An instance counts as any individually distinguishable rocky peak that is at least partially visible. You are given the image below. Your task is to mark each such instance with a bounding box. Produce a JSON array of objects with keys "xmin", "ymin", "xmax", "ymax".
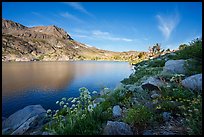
[
  {"xmin": 30, "ymin": 25, "xmax": 72, "ymax": 40},
  {"xmin": 2, "ymin": 18, "xmax": 27, "ymax": 30}
]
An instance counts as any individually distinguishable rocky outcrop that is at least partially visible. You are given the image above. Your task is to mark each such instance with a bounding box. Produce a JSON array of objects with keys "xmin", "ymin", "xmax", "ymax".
[
  {"xmin": 31, "ymin": 25, "xmax": 72, "ymax": 40},
  {"xmin": 182, "ymin": 74, "xmax": 202, "ymax": 92},
  {"xmin": 163, "ymin": 60, "xmax": 186, "ymax": 74},
  {"xmin": 2, "ymin": 18, "xmax": 27, "ymax": 30},
  {"xmin": 103, "ymin": 121, "xmax": 133, "ymax": 135},
  {"xmin": 141, "ymin": 77, "xmax": 164, "ymax": 91},
  {"xmin": 2, "ymin": 105, "xmax": 47, "ymax": 135}
]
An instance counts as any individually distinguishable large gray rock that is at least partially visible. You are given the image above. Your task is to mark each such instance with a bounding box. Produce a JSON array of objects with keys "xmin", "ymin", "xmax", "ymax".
[
  {"xmin": 113, "ymin": 105, "xmax": 122, "ymax": 118},
  {"xmin": 163, "ymin": 60, "xmax": 186, "ymax": 74},
  {"xmin": 103, "ymin": 121, "xmax": 133, "ymax": 135},
  {"xmin": 11, "ymin": 115, "xmax": 39, "ymax": 135},
  {"xmin": 182, "ymin": 74, "xmax": 202, "ymax": 92},
  {"xmin": 2, "ymin": 105, "xmax": 46, "ymax": 133},
  {"xmin": 2, "ymin": 128, "xmax": 13, "ymax": 135},
  {"xmin": 141, "ymin": 77, "xmax": 164, "ymax": 91}
]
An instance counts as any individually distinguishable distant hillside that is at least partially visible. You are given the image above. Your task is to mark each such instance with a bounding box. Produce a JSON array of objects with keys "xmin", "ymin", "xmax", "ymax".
[{"xmin": 2, "ymin": 18, "xmax": 145, "ymax": 62}]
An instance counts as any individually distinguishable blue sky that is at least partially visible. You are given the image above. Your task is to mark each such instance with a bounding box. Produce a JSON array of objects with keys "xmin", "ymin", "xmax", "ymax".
[{"xmin": 2, "ymin": 2, "xmax": 202, "ymax": 52}]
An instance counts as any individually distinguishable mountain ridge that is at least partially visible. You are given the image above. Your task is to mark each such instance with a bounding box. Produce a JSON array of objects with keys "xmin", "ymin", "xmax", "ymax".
[{"xmin": 2, "ymin": 18, "xmax": 144, "ymax": 62}]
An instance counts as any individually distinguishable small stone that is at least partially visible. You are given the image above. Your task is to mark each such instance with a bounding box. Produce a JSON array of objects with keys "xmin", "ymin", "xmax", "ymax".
[
  {"xmin": 42, "ymin": 132, "xmax": 55, "ymax": 135},
  {"xmin": 113, "ymin": 105, "xmax": 122, "ymax": 118},
  {"xmin": 163, "ymin": 112, "xmax": 171, "ymax": 122},
  {"xmin": 151, "ymin": 93, "xmax": 161, "ymax": 99},
  {"xmin": 143, "ymin": 130, "xmax": 153, "ymax": 135}
]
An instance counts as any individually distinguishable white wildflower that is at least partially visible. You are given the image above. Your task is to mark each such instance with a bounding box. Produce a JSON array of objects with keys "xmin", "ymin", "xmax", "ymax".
[
  {"xmin": 79, "ymin": 87, "xmax": 87, "ymax": 92},
  {"xmin": 71, "ymin": 98, "xmax": 77, "ymax": 103},
  {"xmin": 77, "ymin": 101, "xmax": 80, "ymax": 104},
  {"xmin": 71, "ymin": 104, "xmax": 76, "ymax": 109},
  {"xmin": 59, "ymin": 101, "xmax": 64, "ymax": 106},
  {"xmin": 56, "ymin": 101, "xmax": 59, "ymax": 104},
  {"xmin": 92, "ymin": 91, "xmax": 97, "ymax": 94},
  {"xmin": 68, "ymin": 97, "xmax": 73, "ymax": 101},
  {"xmin": 88, "ymin": 104, "xmax": 94, "ymax": 112},
  {"xmin": 47, "ymin": 109, "xmax": 52, "ymax": 114},
  {"xmin": 61, "ymin": 97, "xmax": 66, "ymax": 101}
]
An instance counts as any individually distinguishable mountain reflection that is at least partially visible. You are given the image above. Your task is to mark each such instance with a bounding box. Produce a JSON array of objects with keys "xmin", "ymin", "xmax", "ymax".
[{"xmin": 2, "ymin": 62, "xmax": 76, "ymax": 96}]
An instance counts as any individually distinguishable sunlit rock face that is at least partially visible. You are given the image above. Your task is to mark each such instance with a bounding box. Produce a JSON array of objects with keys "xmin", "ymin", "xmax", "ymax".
[{"xmin": 2, "ymin": 18, "xmax": 142, "ymax": 62}]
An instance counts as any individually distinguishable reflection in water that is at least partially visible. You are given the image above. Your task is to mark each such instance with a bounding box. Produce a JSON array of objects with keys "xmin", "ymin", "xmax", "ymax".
[
  {"xmin": 2, "ymin": 62, "xmax": 75, "ymax": 96},
  {"xmin": 2, "ymin": 61, "xmax": 132, "ymax": 117}
]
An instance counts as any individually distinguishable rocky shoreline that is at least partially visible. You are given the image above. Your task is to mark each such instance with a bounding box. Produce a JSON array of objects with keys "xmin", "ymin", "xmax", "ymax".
[{"xmin": 2, "ymin": 49, "xmax": 202, "ymax": 135}]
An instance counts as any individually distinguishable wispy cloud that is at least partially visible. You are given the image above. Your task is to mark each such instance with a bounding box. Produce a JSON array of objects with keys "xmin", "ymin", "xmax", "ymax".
[
  {"xmin": 60, "ymin": 12, "xmax": 84, "ymax": 23},
  {"xmin": 64, "ymin": 2, "xmax": 93, "ymax": 17},
  {"xmin": 31, "ymin": 12, "xmax": 41, "ymax": 16},
  {"xmin": 72, "ymin": 29, "xmax": 133, "ymax": 42},
  {"xmin": 156, "ymin": 12, "xmax": 180, "ymax": 40},
  {"xmin": 91, "ymin": 30, "xmax": 133, "ymax": 42}
]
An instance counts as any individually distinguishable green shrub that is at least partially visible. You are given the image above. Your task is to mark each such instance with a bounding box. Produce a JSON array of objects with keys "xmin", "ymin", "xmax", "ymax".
[
  {"xmin": 37, "ymin": 55, "xmax": 44, "ymax": 60},
  {"xmin": 148, "ymin": 59, "xmax": 165, "ymax": 67},
  {"xmin": 184, "ymin": 59, "xmax": 202, "ymax": 76},
  {"xmin": 169, "ymin": 38, "xmax": 202, "ymax": 60},
  {"xmin": 123, "ymin": 105, "xmax": 153, "ymax": 129},
  {"xmin": 160, "ymin": 86, "xmax": 194, "ymax": 100}
]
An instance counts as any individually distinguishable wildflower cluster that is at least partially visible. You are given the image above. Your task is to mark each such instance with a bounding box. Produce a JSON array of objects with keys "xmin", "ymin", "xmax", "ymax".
[
  {"xmin": 170, "ymin": 74, "xmax": 185, "ymax": 84},
  {"xmin": 44, "ymin": 87, "xmax": 104, "ymax": 135},
  {"xmin": 178, "ymin": 95, "xmax": 202, "ymax": 135}
]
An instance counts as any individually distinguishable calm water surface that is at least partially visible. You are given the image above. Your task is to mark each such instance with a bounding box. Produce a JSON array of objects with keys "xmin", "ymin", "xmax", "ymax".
[{"xmin": 2, "ymin": 61, "xmax": 132, "ymax": 117}]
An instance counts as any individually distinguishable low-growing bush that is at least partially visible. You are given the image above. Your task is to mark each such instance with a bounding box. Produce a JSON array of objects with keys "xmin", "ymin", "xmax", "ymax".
[
  {"xmin": 148, "ymin": 59, "xmax": 165, "ymax": 67},
  {"xmin": 184, "ymin": 59, "xmax": 202, "ymax": 76},
  {"xmin": 123, "ymin": 105, "xmax": 153, "ymax": 129},
  {"xmin": 169, "ymin": 38, "xmax": 202, "ymax": 61}
]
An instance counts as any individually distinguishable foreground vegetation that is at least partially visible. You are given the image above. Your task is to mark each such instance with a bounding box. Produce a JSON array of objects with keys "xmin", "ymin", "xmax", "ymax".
[{"xmin": 43, "ymin": 38, "xmax": 202, "ymax": 135}]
